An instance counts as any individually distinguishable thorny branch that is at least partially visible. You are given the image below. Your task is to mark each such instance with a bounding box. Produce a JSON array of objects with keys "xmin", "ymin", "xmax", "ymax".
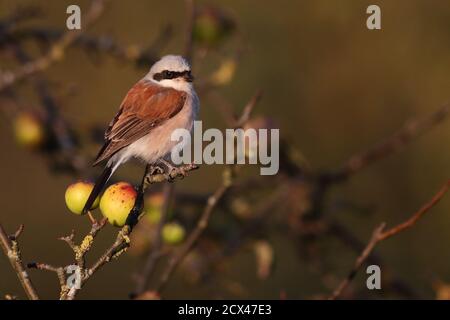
[{"xmin": 329, "ymin": 179, "xmax": 450, "ymax": 300}]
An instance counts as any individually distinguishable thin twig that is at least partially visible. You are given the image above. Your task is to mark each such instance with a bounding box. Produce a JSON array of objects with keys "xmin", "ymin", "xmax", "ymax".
[
  {"xmin": 328, "ymin": 223, "xmax": 386, "ymax": 300},
  {"xmin": 308, "ymin": 103, "xmax": 450, "ymax": 218},
  {"xmin": 0, "ymin": 224, "xmax": 39, "ymax": 300},
  {"xmin": 329, "ymin": 179, "xmax": 450, "ymax": 299},
  {"xmin": 27, "ymin": 262, "xmax": 67, "ymax": 292},
  {"xmin": 336, "ymin": 103, "xmax": 450, "ymax": 180},
  {"xmin": 378, "ymin": 180, "xmax": 450, "ymax": 241}
]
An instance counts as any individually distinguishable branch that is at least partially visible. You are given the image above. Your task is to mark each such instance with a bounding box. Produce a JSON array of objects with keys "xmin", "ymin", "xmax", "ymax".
[
  {"xmin": 6, "ymin": 25, "xmax": 172, "ymax": 68},
  {"xmin": 327, "ymin": 219, "xmax": 418, "ymax": 298},
  {"xmin": 329, "ymin": 179, "xmax": 450, "ymax": 299},
  {"xmin": 0, "ymin": 0, "xmax": 109, "ymax": 92},
  {"xmin": 335, "ymin": 103, "xmax": 450, "ymax": 181},
  {"xmin": 0, "ymin": 224, "xmax": 39, "ymax": 300},
  {"xmin": 307, "ymin": 103, "xmax": 450, "ymax": 218},
  {"xmin": 378, "ymin": 180, "xmax": 450, "ymax": 241},
  {"xmin": 12, "ymin": 163, "xmax": 198, "ymax": 300},
  {"xmin": 10, "ymin": 43, "xmax": 86, "ymax": 174},
  {"xmin": 61, "ymin": 164, "xmax": 199, "ymax": 300},
  {"xmin": 328, "ymin": 223, "xmax": 385, "ymax": 300},
  {"xmin": 0, "ymin": 6, "xmax": 41, "ymax": 33},
  {"xmin": 144, "ymin": 163, "xmax": 199, "ymax": 186},
  {"xmin": 27, "ymin": 262, "xmax": 67, "ymax": 296}
]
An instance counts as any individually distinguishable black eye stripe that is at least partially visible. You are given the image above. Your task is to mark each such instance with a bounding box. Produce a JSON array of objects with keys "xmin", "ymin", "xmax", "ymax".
[{"xmin": 153, "ymin": 70, "xmax": 191, "ymax": 81}]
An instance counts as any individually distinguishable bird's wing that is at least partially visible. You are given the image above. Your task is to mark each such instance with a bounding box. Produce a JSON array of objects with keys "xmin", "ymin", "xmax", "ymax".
[{"xmin": 93, "ymin": 80, "xmax": 187, "ymax": 166}]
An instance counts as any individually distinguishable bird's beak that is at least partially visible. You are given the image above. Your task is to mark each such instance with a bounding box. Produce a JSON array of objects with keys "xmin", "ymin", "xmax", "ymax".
[{"xmin": 184, "ymin": 72, "xmax": 194, "ymax": 82}]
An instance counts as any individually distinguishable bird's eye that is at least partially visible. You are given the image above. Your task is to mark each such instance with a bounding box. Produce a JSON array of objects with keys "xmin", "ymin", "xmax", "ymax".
[{"xmin": 164, "ymin": 71, "xmax": 173, "ymax": 79}]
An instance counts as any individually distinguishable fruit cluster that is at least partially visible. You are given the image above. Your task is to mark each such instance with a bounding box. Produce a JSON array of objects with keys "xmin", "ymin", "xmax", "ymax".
[{"xmin": 64, "ymin": 181, "xmax": 185, "ymax": 245}]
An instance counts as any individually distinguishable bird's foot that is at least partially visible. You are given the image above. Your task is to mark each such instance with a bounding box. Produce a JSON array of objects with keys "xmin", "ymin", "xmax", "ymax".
[
  {"xmin": 174, "ymin": 165, "xmax": 189, "ymax": 179},
  {"xmin": 158, "ymin": 159, "xmax": 180, "ymax": 181},
  {"xmin": 149, "ymin": 164, "xmax": 165, "ymax": 176}
]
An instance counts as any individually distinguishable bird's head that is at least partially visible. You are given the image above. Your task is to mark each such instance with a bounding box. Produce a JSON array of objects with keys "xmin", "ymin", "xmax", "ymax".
[{"xmin": 146, "ymin": 55, "xmax": 194, "ymax": 91}]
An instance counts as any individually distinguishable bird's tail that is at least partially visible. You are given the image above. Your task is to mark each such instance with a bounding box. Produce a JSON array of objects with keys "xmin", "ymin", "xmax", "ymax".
[{"xmin": 82, "ymin": 164, "xmax": 113, "ymax": 214}]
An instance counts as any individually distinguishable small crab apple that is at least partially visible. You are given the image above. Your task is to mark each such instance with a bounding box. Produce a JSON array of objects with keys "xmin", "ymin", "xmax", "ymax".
[
  {"xmin": 13, "ymin": 112, "xmax": 46, "ymax": 149},
  {"xmin": 144, "ymin": 192, "xmax": 165, "ymax": 224},
  {"xmin": 162, "ymin": 222, "xmax": 186, "ymax": 245},
  {"xmin": 193, "ymin": 5, "xmax": 234, "ymax": 47},
  {"xmin": 100, "ymin": 182, "xmax": 137, "ymax": 227},
  {"xmin": 65, "ymin": 181, "xmax": 99, "ymax": 215}
]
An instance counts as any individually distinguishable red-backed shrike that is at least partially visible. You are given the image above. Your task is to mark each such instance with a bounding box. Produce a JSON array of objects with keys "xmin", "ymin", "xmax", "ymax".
[{"xmin": 82, "ymin": 55, "xmax": 199, "ymax": 215}]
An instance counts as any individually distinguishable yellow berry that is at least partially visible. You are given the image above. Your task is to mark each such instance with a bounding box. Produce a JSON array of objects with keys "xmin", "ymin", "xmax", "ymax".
[
  {"xmin": 65, "ymin": 181, "xmax": 99, "ymax": 215},
  {"xmin": 100, "ymin": 182, "xmax": 137, "ymax": 227},
  {"xmin": 210, "ymin": 59, "xmax": 236, "ymax": 86},
  {"xmin": 193, "ymin": 6, "xmax": 234, "ymax": 46},
  {"xmin": 144, "ymin": 193, "xmax": 165, "ymax": 224},
  {"xmin": 13, "ymin": 112, "xmax": 45, "ymax": 149},
  {"xmin": 162, "ymin": 222, "xmax": 185, "ymax": 245}
]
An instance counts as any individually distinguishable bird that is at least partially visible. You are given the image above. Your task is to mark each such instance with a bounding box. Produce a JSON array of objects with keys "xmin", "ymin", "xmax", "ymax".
[{"xmin": 82, "ymin": 55, "xmax": 199, "ymax": 216}]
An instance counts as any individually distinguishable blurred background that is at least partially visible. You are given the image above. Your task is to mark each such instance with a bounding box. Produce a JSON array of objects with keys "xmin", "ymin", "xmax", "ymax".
[{"xmin": 0, "ymin": 0, "xmax": 449, "ymax": 299}]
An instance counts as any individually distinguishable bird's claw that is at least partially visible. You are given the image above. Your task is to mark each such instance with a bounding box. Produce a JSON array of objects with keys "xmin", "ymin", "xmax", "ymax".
[
  {"xmin": 149, "ymin": 165, "xmax": 164, "ymax": 175},
  {"xmin": 176, "ymin": 167, "xmax": 187, "ymax": 179}
]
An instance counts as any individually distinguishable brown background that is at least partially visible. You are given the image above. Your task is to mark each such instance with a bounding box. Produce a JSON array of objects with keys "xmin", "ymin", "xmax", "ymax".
[{"xmin": 0, "ymin": 0, "xmax": 449, "ymax": 299}]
